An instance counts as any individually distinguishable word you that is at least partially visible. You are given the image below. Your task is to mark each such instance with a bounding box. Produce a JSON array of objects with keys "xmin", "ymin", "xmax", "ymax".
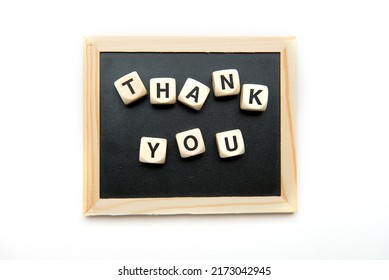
[
  {"xmin": 140, "ymin": 128, "xmax": 245, "ymax": 164},
  {"xmin": 114, "ymin": 69, "xmax": 269, "ymax": 111}
]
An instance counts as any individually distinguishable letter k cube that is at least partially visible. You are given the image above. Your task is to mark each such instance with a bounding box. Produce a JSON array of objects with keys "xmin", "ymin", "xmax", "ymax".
[{"xmin": 240, "ymin": 84, "xmax": 269, "ymax": 111}]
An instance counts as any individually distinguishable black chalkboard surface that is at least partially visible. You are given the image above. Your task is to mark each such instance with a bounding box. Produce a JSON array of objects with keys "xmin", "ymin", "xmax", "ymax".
[
  {"xmin": 99, "ymin": 52, "xmax": 280, "ymax": 198},
  {"xmin": 83, "ymin": 36, "xmax": 296, "ymax": 215}
]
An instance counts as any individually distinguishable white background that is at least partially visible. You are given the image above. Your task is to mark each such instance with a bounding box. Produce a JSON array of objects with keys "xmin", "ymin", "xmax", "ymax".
[{"xmin": 0, "ymin": 0, "xmax": 388, "ymax": 259}]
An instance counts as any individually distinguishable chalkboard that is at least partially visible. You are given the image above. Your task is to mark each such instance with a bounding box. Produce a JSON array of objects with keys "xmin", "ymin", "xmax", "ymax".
[{"xmin": 84, "ymin": 37, "xmax": 297, "ymax": 215}]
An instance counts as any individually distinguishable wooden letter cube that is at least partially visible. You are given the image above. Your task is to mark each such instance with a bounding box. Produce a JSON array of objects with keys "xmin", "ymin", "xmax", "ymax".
[
  {"xmin": 149, "ymin": 78, "xmax": 176, "ymax": 105},
  {"xmin": 212, "ymin": 69, "xmax": 240, "ymax": 97},
  {"xmin": 215, "ymin": 129, "xmax": 245, "ymax": 158},
  {"xmin": 139, "ymin": 137, "xmax": 167, "ymax": 164},
  {"xmin": 240, "ymin": 84, "xmax": 269, "ymax": 111},
  {"xmin": 175, "ymin": 128, "xmax": 206, "ymax": 158},
  {"xmin": 114, "ymin": 71, "xmax": 147, "ymax": 105},
  {"xmin": 177, "ymin": 78, "xmax": 210, "ymax": 111}
]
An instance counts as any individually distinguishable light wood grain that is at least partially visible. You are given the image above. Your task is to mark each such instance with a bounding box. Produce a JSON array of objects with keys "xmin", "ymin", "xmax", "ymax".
[
  {"xmin": 86, "ymin": 36, "xmax": 295, "ymax": 53},
  {"xmin": 83, "ymin": 36, "xmax": 297, "ymax": 215},
  {"xmin": 87, "ymin": 196, "xmax": 294, "ymax": 216},
  {"xmin": 83, "ymin": 38, "xmax": 100, "ymax": 214}
]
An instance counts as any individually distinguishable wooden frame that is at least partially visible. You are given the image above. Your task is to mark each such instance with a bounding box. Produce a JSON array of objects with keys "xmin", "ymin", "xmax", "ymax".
[{"xmin": 83, "ymin": 36, "xmax": 297, "ymax": 215}]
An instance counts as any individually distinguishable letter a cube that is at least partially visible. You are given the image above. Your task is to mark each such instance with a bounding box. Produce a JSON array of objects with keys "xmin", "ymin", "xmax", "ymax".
[{"xmin": 177, "ymin": 78, "xmax": 210, "ymax": 111}]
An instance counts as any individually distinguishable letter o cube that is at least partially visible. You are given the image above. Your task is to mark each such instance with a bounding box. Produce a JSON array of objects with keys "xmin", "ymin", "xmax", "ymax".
[
  {"xmin": 139, "ymin": 137, "xmax": 167, "ymax": 164},
  {"xmin": 215, "ymin": 129, "xmax": 245, "ymax": 158},
  {"xmin": 175, "ymin": 128, "xmax": 206, "ymax": 158},
  {"xmin": 114, "ymin": 71, "xmax": 147, "ymax": 105}
]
